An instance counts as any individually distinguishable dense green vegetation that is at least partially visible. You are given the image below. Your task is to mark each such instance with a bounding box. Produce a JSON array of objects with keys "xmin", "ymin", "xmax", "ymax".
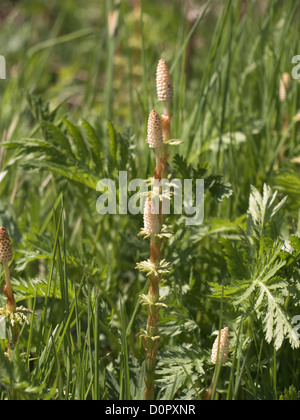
[{"xmin": 0, "ymin": 0, "xmax": 299, "ymax": 400}]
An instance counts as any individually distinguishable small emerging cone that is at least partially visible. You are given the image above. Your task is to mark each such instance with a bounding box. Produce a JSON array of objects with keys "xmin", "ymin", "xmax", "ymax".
[
  {"xmin": 156, "ymin": 58, "xmax": 173, "ymax": 102},
  {"xmin": 147, "ymin": 110, "xmax": 163, "ymax": 149},
  {"xmin": 0, "ymin": 227, "xmax": 13, "ymax": 263},
  {"xmin": 143, "ymin": 197, "xmax": 160, "ymax": 235},
  {"xmin": 211, "ymin": 327, "xmax": 230, "ymax": 365}
]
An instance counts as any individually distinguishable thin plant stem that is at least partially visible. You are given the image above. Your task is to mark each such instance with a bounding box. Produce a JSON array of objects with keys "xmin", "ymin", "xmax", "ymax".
[
  {"xmin": 3, "ymin": 262, "xmax": 16, "ymax": 314},
  {"xmin": 141, "ymin": 59, "xmax": 174, "ymax": 400}
]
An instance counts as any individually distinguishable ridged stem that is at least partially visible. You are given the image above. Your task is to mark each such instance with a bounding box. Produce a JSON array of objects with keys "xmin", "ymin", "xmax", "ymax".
[
  {"xmin": 204, "ymin": 370, "xmax": 216, "ymax": 400},
  {"xmin": 160, "ymin": 102, "xmax": 172, "ymax": 181},
  {"xmin": 144, "ymin": 234, "xmax": 161, "ymax": 400},
  {"xmin": 160, "ymin": 102, "xmax": 172, "ymax": 226},
  {"xmin": 155, "ymin": 148, "xmax": 162, "ymax": 180},
  {"xmin": 143, "ymin": 59, "xmax": 173, "ymax": 400},
  {"xmin": 143, "ymin": 153, "xmax": 163, "ymax": 400}
]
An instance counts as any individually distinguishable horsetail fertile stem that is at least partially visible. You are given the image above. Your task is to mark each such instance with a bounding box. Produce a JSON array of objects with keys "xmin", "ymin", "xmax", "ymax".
[
  {"xmin": 142, "ymin": 196, "xmax": 161, "ymax": 400},
  {"xmin": 142, "ymin": 120, "xmax": 163, "ymax": 400},
  {"xmin": 137, "ymin": 58, "xmax": 174, "ymax": 400}
]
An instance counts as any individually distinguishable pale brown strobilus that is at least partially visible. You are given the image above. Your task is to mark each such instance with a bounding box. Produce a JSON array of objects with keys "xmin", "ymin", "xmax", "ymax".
[
  {"xmin": 205, "ymin": 327, "xmax": 230, "ymax": 400},
  {"xmin": 0, "ymin": 227, "xmax": 16, "ymax": 314}
]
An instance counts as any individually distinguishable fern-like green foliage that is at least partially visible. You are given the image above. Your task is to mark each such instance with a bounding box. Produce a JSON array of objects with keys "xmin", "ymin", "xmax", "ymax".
[
  {"xmin": 11, "ymin": 276, "xmax": 74, "ymax": 303},
  {"xmin": 211, "ymin": 184, "xmax": 300, "ymax": 350},
  {"xmin": 156, "ymin": 345, "xmax": 204, "ymax": 399},
  {"xmin": 172, "ymin": 154, "xmax": 232, "ymax": 203},
  {"xmin": 4, "ymin": 93, "xmax": 137, "ymax": 191}
]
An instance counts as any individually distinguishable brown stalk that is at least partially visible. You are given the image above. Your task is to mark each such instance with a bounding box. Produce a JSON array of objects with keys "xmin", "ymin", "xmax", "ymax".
[{"xmin": 141, "ymin": 58, "xmax": 173, "ymax": 400}]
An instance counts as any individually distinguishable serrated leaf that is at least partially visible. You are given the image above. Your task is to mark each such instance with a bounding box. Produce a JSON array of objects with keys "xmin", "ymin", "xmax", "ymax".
[
  {"xmin": 63, "ymin": 118, "xmax": 88, "ymax": 162},
  {"xmin": 81, "ymin": 118, "xmax": 104, "ymax": 166},
  {"xmin": 42, "ymin": 121, "xmax": 74, "ymax": 157}
]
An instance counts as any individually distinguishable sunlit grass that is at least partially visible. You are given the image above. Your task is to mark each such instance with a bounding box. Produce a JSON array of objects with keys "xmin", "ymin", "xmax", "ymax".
[{"xmin": 0, "ymin": 0, "xmax": 299, "ymax": 400}]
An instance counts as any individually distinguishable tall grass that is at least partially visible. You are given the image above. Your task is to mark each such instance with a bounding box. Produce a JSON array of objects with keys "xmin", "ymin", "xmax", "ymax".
[{"xmin": 0, "ymin": 0, "xmax": 299, "ymax": 400}]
